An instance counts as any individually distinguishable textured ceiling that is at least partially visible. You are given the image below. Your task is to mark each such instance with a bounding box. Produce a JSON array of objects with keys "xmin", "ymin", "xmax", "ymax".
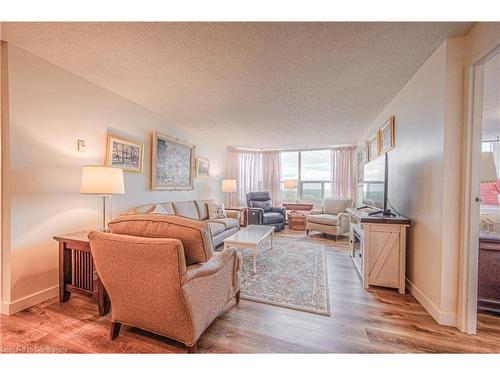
[{"xmin": 1, "ymin": 22, "xmax": 474, "ymax": 148}]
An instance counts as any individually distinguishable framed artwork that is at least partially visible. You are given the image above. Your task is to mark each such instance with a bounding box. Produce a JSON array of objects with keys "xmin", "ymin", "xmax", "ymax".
[
  {"xmin": 151, "ymin": 132, "xmax": 196, "ymax": 191},
  {"xmin": 357, "ymin": 144, "xmax": 368, "ymax": 182},
  {"xmin": 196, "ymin": 157, "xmax": 210, "ymax": 179},
  {"xmin": 105, "ymin": 134, "xmax": 144, "ymax": 173},
  {"xmin": 367, "ymin": 131, "xmax": 380, "ymax": 161},
  {"xmin": 380, "ymin": 116, "xmax": 395, "ymax": 154}
]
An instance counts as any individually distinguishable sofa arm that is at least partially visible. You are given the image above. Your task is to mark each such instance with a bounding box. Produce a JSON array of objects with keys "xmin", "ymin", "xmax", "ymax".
[
  {"xmin": 270, "ymin": 207, "xmax": 286, "ymax": 217},
  {"xmin": 225, "ymin": 209, "xmax": 241, "ymax": 229},
  {"xmin": 182, "ymin": 246, "xmax": 238, "ymax": 284},
  {"xmin": 337, "ymin": 212, "xmax": 350, "ymax": 234},
  {"xmin": 247, "ymin": 207, "xmax": 264, "ymax": 225}
]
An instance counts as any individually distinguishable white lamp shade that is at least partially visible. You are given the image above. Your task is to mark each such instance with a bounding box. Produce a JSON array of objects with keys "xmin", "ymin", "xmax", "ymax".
[
  {"xmin": 284, "ymin": 179, "xmax": 298, "ymax": 189},
  {"xmin": 80, "ymin": 166, "xmax": 125, "ymax": 195},
  {"xmin": 481, "ymin": 152, "xmax": 498, "ymax": 183},
  {"xmin": 221, "ymin": 179, "xmax": 237, "ymax": 193}
]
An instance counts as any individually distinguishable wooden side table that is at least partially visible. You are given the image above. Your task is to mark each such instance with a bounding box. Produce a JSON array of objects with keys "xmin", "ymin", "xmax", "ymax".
[
  {"xmin": 53, "ymin": 231, "xmax": 110, "ymax": 315},
  {"xmin": 282, "ymin": 202, "xmax": 314, "ymax": 212},
  {"xmin": 226, "ymin": 206, "xmax": 248, "ymax": 227}
]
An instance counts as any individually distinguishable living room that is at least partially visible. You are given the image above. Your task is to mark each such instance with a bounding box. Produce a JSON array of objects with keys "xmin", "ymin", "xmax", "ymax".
[{"xmin": 0, "ymin": 1, "xmax": 500, "ymax": 372}]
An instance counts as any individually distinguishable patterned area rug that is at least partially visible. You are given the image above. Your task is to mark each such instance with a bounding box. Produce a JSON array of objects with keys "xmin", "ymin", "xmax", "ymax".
[{"xmin": 238, "ymin": 236, "xmax": 330, "ymax": 316}]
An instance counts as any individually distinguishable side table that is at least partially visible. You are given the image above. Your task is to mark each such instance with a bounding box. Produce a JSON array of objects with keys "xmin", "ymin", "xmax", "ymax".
[
  {"xmin": 226, "ymin": 206, "xmax": 248, "ymax": 227},
  {"xmin": 53, "ymin": 231, "xmax": 110, "ymax": 315}
]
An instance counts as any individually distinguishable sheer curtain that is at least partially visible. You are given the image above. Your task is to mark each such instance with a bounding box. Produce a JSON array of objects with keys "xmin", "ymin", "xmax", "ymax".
[
  {"xmin": 331, "ymin": 147, "xmax": 356, "ymax": 200},
  {"xmin": 262, "ymin": 151, "xmax": 282, "ymax": 204},
  {"xmin": 224, "ymin": 148, "xmax": 282, "ymax": 206}
]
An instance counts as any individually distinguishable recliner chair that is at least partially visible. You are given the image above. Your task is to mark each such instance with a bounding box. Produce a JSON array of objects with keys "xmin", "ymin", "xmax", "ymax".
[{"xmin": 246, "ymin": 191, "xmax": 285, "ymax": 231}]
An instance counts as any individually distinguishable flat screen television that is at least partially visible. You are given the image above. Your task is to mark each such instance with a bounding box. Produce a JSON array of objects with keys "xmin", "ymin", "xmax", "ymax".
[{"xmin": 360, "ymin": 153, "xmax": 388, "ymax": 212}]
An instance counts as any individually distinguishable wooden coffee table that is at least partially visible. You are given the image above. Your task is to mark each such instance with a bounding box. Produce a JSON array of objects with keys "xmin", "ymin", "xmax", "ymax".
[{"xmin": 223, "ymin": 225, "xmax": 274, "ymax": 273}]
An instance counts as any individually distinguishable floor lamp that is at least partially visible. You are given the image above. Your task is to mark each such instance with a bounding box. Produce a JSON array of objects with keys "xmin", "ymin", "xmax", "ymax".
[
  {"xmin": 222, "ymin": 179, "xmax": 237, "ymax": 208},
  {"xmin": 80, "ymin": 166, "xmax": 125, "ymax": 232},
  {"xmin": 284, "ymin": 179, "xmax": 298, "ymax": 202}
]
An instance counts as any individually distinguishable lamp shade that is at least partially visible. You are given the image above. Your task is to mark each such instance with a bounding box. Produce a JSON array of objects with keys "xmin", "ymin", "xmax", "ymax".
[
  {"xmin": 221, "ymin": 179, "xmax": 237, "ymax": 193},
  {"xmin": 481, "ymin": 152, "xmax": 498, "ymax": 183},
  {"xmin": 80, "ymin": 166, "xmax": 125, "ymax": 195},
  {"xmin": 284, "ymin": 179, "xmax": 298, "ymax": 189}
]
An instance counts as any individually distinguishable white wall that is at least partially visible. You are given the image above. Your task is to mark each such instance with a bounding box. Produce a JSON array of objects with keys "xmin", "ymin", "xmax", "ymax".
[
  {"xmin": 2, "ymin": 44, "xmax": 226, "ymax": 312},
  {"xmin": 357, "ymin": 39, "xmax": 465, "ymax": 325}
]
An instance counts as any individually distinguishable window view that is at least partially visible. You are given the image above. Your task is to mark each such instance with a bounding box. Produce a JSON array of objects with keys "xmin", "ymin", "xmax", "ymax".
[{"xmin": 280, "ymin": 149, "xmax": 332, "ymax": 201}]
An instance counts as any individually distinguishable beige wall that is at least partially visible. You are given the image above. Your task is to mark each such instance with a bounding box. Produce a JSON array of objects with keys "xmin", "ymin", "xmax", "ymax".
[
  {"xmin": 357, "ymin": 39, "xmax": 464, "ymax": 325},
  {"xmin": 1, "ymin": 44, "xmax": 226, "ymax": 313}
]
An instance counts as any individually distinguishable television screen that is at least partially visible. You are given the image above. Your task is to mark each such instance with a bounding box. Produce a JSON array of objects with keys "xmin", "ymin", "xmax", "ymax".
[{"xmin": 361, "ymin": 154, "xmax": 387, "ymax": 210}]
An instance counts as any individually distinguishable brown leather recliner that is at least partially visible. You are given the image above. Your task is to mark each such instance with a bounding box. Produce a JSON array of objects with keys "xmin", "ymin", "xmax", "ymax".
[{"xmin": 89, "ymin": 214, "xmax": 241, "ymax": 353}]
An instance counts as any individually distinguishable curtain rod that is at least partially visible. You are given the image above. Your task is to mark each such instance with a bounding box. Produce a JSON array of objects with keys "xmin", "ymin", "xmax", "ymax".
[{"xmin": 231, "ymin": 144, "xmax": 356, "ymax": 152}]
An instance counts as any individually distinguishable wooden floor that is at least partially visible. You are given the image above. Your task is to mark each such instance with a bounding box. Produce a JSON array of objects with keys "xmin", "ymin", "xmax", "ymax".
[{"xmin": 1, "ymin": 229, "xmax": 499, "ymax": 353}]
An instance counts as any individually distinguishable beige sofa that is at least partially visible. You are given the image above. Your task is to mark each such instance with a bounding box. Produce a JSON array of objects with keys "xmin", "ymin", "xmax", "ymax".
[
  {"xmin": 306, "ymin": 198, "xmax": 352, "ymax": 240},
  {"xmin": 128, "ymin": 200, "xmax": 240, "ymax": 247},
  {"xmin": 89, "ymin": 214, "xmax": 241, "ymax": 352}
]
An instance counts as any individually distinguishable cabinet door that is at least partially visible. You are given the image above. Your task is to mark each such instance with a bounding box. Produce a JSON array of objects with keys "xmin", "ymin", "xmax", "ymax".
[{"xmin": 367, "ymin": 226, "xmax": 400, "ymax": 288}]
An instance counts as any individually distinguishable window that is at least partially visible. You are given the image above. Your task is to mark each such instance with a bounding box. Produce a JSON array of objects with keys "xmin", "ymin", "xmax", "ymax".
[{"xmin": 280, "ymin": 149, "xmax": 332, "ymax": 201}]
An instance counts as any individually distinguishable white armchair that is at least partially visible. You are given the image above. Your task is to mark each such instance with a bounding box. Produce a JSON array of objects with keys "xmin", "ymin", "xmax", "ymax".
[{"xmin": 306, "ymin": 199, "xmax": 352, "ymax": 240}]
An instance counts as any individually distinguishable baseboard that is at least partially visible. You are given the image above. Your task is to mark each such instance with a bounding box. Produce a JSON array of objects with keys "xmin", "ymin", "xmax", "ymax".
[
  {"xmin": 0, "ymin": 285, "xmax": 58, "ymax": 315},
  {"xmin": 405, "ymin": 278, "xmax": 457, "ymax": 327}
]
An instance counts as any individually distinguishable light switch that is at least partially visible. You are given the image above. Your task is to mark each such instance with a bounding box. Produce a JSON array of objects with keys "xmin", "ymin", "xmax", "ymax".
[{"xmin": 77, "ymin": 139, "xmax": 86, "ymax": 152}]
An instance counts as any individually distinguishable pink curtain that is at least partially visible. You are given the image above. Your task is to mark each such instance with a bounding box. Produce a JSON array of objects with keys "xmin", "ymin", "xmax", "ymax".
[
  {"xmin": 331, "ymin": 147, "xmax": 356, "ymax": 200},
  {"xmin": 262, "ymin": 151, "xmax": 282, "ymax": 204}
]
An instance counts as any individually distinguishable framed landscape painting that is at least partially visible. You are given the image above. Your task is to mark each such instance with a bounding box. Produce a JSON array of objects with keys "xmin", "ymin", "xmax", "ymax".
[
  {"xmin": 380, "ymin": 116, "xmax": 395, "ymax": 154},
  {"xmin": 151, "ymin": 132, "xmax": 195, "ymax": 190},
  {"xmin": 196, "ymin": 157, "xmax": 210, "ymax": 179},
  {"xmin": 106, "ymin": 134, "xmax": 144, "ymax": 173},
  {"xmin": 367, "ymin": 131, "xmax": 380, "ymax": 161}
]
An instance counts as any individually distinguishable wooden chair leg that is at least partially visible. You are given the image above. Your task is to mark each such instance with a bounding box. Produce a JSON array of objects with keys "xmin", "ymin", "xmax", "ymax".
[
  {"xmin": 186, "ymin": 340, "xmax": 198, "ymax": 353},
  {"xmin": 323, "ymin": 233, "xmax": 326, "ymax": 238},
  {"xmin": 110, "ymin": 321, "xmax": 122, "ymax": 340},
  {"xmin": 236, "ymin": 290, "xmax": 241, "ymax": 305},
  {"xmin": 306, "ymin": 229, "xmax": 309, "ymax": 235}
]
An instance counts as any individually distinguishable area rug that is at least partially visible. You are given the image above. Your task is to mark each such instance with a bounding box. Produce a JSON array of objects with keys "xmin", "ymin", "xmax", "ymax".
[{"xmin": 238, "ymin": 236, "xmax": 330, "ymax": 316}]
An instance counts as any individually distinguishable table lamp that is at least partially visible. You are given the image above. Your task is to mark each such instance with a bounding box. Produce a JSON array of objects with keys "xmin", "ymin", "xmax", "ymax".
[
  {"xmin": 284, "ymin": 179, "xmax": 298, "ymax": 201},
  {"xmin": 221, "ymin": 179, "xmax": 237, "ymax": 207},
  {"xmin": 80, "ymin": 166, "xmax": 125, "ymax": 232},
  {"xmin": 481, "ymin": 152, "xmax": 498, "ymax": 183}
]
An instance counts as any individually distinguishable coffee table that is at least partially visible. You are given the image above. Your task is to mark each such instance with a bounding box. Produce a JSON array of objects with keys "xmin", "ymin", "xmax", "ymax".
[{"xmin": 223, "ymin": 225, "xmax": 275, "ymax": 273}]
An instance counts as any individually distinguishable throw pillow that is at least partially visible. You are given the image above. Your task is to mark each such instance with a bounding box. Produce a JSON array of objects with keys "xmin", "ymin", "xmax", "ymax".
[
  {"xmin": 207, "ymin": 202, "xmax": 227, "ymax": 219},
  {"xmin": 251, "ymin": 200, "xmax": 273, "ymax": 212},
  {"xmin": 151, "ymin": 204, "xmax": 169, "ymax": 214}
]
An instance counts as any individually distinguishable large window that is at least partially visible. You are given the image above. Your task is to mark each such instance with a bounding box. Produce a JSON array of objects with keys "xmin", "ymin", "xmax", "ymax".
[{"xmin": 280, "ymin": 149, "xmax": 332, "ymax": 202}]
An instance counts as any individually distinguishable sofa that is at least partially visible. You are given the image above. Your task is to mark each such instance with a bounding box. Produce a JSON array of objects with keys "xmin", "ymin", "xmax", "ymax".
[
  {"xmin": 306, "ymin": 198, "xmax": 352, "ymax": 240},
  {"xmin": 89, "ymin": 214, "xmax": 242, "ymax": 352},
  {"xmin": 246, "ymin": 191, "xmax": 286, "ymax": 231},
  {"xmin": 128, "ymin": 200, "xmax": 240, "ymax": 247}
]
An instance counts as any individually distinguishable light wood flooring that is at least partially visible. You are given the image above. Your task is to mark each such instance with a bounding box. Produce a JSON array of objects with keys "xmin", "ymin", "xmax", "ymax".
[{"xmin": 1, "ymin": 229, "xmax": 499, "ymax": 353}]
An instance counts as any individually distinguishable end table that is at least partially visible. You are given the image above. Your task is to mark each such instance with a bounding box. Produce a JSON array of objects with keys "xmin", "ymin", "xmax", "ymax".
[{"xmin": 53, "ymin": 231, "xmax": 110, "ymax": 315}]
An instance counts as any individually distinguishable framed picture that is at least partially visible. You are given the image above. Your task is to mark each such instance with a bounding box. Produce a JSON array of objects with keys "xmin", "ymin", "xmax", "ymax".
[
  {"xmin": 151, "ymin": 132, "xmax": 195, "ymax": 191},
  {"xmin": 196, "ymin": 157, "xmax": 210, "ymax": 179},
  {"xmin": 380, "ymin": 116, "xmax": 395, "ymax": 154},
  {"xmin": 367, "ymin": 131, "xmax": 380, "ymax": 161},
  {"xmin": 105, "ymin": 134, "xmax": 144, "ymax": 173},
  {"xmin": 357, "ymin": 144, "xmax": 368, "ymax": 182}
]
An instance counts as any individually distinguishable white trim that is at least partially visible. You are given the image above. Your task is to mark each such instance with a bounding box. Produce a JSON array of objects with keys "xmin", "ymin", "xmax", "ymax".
[
  {"xmin": 0, "ymin": 285, "xmax": 58, "ymax": 315},
  {"xmin": 406, "ymin": 278, "xmax": 456, "ymax": 326}
]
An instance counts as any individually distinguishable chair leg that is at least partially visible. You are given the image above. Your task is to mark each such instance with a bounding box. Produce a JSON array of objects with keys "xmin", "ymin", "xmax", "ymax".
[
  {"xmin": 187, "ymin": 340, "xmax": 198, "ymax": 353},
  {"xmin": 323, "ymin": 233, "xmax": 326, "ymax": 238},
  {"xmin": 110, "ymin": 321, "xmax": 121, "ymax": 340},
  {"xmin": 306, "ymin": 229, "xmax": 309, "ymax": 235},
  {"xmin": 236, "ymin": 290, "xmax": 241, "ymax": 304}
]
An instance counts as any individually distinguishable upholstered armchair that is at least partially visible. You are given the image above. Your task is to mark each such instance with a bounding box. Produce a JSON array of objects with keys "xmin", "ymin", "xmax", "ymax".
[
  {"xmin": 89, "ymin": 214, "xmax": 241, "ymax": 353},
  {"xmin": 306, "ymin": 198, "xmax": 352, "ymax": 240},
  {"xmin": 246, "ymin": 191, "xmax": 285, "ymax": 231}
]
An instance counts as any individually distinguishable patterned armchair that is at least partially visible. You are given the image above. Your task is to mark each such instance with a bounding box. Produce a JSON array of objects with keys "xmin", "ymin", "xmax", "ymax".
[{"xmin": 246, "ymin": 191, "xmax": 286, "ymax": 232}]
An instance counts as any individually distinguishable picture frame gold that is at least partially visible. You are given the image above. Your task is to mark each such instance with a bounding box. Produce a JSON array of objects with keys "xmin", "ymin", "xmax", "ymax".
[
  {"xmin": 105, "ymin": 133, "xmax": 144, "ymax": 173},
  {"xmin": 380, "ymin": 116, "xmax": 395, "ymax": 154},
  {"xmin": 151, "ymin": 132, "xmax": 196, "ymax": 191},
  {"xmin": 367, "ymin": 130, "xmax": 380, "ymax": 161},
  {"xmin": 195, "ymin": 157, "xmax": 210, "ymax": 179}
]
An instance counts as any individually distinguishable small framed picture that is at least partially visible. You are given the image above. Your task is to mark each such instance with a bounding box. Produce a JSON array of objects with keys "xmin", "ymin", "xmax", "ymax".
[
  {"xmin": 380, "ymin": 116, "xmax": 395, "ymax": 154},
  {"xmin": 106, "ymin": 134, "xmax": 144, "ymax": 173},
  {"xmin": 196, "ymin": 157, "xmax": 210, "ymax": 179},
  {"xmin": 367, "ymin": 131, "xmax": 380, "ymax": 161},
  {"xmin": 357, "ymin": 144, "xmax": 368, "ymax": 182}
]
